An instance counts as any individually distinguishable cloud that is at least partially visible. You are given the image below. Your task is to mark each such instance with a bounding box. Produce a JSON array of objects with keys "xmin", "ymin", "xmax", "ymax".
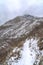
[{"xmin": 0, "ymin": 0, "xmax": 43, "ymax": 25}]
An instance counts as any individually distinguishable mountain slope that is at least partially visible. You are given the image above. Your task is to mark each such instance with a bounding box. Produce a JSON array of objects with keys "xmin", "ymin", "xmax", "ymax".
[{"xmin": 0, "ymin": 15, "xmax": 43, "ymax": 65}]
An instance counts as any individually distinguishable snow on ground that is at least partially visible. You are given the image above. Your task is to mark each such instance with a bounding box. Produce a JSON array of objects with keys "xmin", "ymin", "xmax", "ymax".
[{"xmin": 7, "ymin": 38, "xmax": 41, "ymax": 65}]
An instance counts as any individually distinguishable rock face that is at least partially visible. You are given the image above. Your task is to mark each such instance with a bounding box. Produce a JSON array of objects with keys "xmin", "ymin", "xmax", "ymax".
[
  {"xmin": 38, "ymin": 38, "xmax": 43, "ymax": 50},
  {"xmin": 0, "ymin": 15, "xmax": 43, "ymax": 64},
  {"xmin": 39, "ymin": 56, "xmax": 43, "ymax": 65}
]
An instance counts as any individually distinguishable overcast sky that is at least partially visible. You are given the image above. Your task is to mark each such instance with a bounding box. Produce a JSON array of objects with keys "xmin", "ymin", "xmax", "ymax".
[{"xmin": 0, "ymin": 0, "xmax": 43, "ymax": 25}]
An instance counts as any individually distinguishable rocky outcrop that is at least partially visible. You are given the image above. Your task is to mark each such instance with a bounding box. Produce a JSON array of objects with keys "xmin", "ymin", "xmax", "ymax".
[{"xmin": 38, "ymin": 38, "xmax": 43, "ymax": 50}]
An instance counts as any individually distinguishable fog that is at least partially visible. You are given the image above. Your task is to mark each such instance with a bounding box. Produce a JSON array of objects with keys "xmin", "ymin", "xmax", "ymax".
[{"xmin": 0, "ymin": 0, "xmax": 43, "ymax": 25}]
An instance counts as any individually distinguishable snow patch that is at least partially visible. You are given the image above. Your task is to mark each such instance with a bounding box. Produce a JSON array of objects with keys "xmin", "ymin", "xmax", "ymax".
[{"xmin": 7, "ymin": 38, "xmax": 40, "ymax": 65}]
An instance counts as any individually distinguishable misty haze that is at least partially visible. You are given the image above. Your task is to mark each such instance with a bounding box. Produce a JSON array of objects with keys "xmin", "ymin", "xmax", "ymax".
[{"xmin": 0, "ymin": 0, "xmax": 43, "ymax": 65}]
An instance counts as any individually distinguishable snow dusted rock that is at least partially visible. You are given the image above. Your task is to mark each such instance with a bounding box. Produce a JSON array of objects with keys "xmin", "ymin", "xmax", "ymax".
[{"xmin": 0, "ymin": 15, "xmax": 43, "ymax": 64}]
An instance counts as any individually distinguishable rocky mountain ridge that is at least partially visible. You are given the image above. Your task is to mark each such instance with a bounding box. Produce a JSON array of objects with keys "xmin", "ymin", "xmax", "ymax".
[{"xmin": 0, "ymin": 15, "xmax": 43, "ymax": 65}]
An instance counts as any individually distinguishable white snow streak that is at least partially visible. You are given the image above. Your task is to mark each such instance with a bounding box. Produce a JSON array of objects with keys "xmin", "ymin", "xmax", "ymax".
[{"xmin": 7, "ymin": 38, "xmax": 40, "ymax": 65}]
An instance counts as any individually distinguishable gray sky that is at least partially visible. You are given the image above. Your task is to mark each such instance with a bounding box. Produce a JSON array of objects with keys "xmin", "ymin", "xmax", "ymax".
[{"xmin": 0, "ymin": 0, "xmax": 43, "ymax": 25}]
